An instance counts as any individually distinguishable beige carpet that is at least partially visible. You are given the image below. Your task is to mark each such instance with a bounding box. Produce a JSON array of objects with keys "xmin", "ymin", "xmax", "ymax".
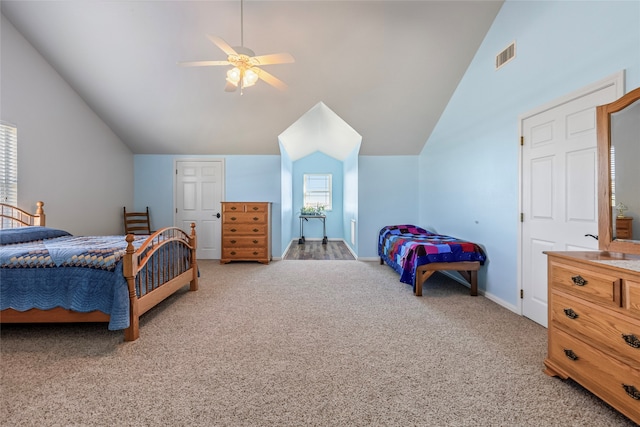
[{"xmin": 1, "ymin": 260, "xmax": 635, "ymax": 426}]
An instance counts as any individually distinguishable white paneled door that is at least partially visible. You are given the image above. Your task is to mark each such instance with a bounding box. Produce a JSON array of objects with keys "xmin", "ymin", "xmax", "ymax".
[
  {"xmin": 175, "ymin": 160, "xmax": 224, "ymax": 259},
  {"xmin": 520, "ymin": 75, "xmax": 622, "ymax": 327}
]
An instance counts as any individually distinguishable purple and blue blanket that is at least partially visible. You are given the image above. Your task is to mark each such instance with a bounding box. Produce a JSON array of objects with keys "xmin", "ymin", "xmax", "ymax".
[{"xmin": 378, "ymin": 224, "xmax": 486, "ymax": 287}]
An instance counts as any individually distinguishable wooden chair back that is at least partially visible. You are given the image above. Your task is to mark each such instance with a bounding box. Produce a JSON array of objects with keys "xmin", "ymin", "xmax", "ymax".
[{"xmin": 123, "ymin": 206, "xmax": 152, "ymax": 235}]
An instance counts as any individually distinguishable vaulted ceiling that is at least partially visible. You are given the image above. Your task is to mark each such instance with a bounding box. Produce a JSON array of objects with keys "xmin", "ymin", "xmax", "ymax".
[{"xmin": 0, "ymin": 1, "xmax": 503, "ymax": 157}]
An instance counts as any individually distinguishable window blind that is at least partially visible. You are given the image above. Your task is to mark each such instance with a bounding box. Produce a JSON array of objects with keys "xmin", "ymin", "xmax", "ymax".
[{"xmin": 0, "ymin": 123, "xmax": 18, "ymax": 205}]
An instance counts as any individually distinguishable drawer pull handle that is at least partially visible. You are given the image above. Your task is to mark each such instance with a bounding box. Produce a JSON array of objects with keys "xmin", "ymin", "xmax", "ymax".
[
  {"xmin": 230, "ymin": 240, "xmax": 236, "ymax": 244},
  {"xmin": 571, "ymin": 275, "xmax": 587, "ymax": 286},
  {"xmin": 563, "ymin": 349, "xmax": 579, "ymax": 361},
  {"xmin": 253, "ymin": 251, "xmax": 259, "ymax": 255},
  {"xmin": 253, "ymin": 228, "xmax": 259, "ymax": 233},
  {"xmin": 230, "ymin": 228, "xmax": 237, "ymax": 232},
  {"xmin": 230, "ymin": 251, "xmax": 236, "ymax": 255},
  {"xmin": 622, "ymin": 384, "xmax": 640, "ymax": 400},
  {"xmin": 253, "ymin": 240, "xmax": 258, "ymax": 244},
  {"xmin": 563, "ymin": 308, "xmax": 579, "ymax": 319},
  {"xmin": 622, "ymin": 334, "xmax": 640, "ymax": 349},
  {"xmin": 230, "ymin": 207, "xmax": 237, "ymax": 211},
  {"xmin": 230, "ymin": 216, "xmax": 237, "ymax": 221},
  {"xmin": 252, "ymin": 207, "xmax": 259, "ymax": 211},
  {"xmin": 253, "ymin": 217, "xmax": 259, "ymax": 221}
]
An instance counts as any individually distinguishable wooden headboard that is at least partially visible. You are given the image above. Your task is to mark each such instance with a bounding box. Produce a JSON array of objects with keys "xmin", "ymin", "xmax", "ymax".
[{"xmin": 0, "ymin": 201, "xmax": 46, "ymax": 228}]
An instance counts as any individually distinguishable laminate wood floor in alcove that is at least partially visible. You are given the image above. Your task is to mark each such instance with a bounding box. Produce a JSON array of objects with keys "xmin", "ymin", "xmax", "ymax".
[{"xmin": 284, "ymin": 240, "xmax": 355, "ymax": 260}]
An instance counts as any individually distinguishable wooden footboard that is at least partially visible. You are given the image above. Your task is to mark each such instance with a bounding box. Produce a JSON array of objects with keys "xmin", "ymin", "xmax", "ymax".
[
  {"xmin": 123, "ymin": 223, "xmax": 198, "ymax": 341},
  {"xmin": 1, "ymin": 201, "xmax": 198, "ymax": 341}
]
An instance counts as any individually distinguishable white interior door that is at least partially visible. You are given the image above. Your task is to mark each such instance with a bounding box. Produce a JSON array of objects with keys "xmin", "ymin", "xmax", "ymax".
[
  {"xmin": 175, "ymin": 160, "xmax": 224, "ymax": 259},
  {"xmin": 520, "ymin": 75, "xmax": 622, "ymax": 326}
]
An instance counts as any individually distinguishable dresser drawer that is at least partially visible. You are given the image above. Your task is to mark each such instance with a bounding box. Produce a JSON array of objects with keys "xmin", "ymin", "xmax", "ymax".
[
  {"xmin": 222, "ymin": 202, "xmax": 246, "ymax": 213},
  {"xmin": 222, "ymin": 202, "xmax": 268, "ymax": 213},
  {"xmin": 222, "ymin": 212, "xmax": 268, "ymax": 224},
  {"xmin": 549, "ymin": 328, "xmax": 640, "ymax": 422},
  {"xmin": 223, "ymin": 236, "xmax": 268, "ymax": 248},
  {"xmin": 222, "ymin": 247, "xmax": 268, "ymax": 259},
  {"xmin": 222, "ymin": 224, "xmax": 268, "ymax": 235},
  {"xmin": 550, "ymin": 263, "xmax": 621, "ymax": 307},
  {"xmin": 244, "ymin": 203, "xmax": 267, "ymax": 213},
  {"xmin": 625, "ymin": 280, "xmax": 640, "ymax": 318},
  {"xmin": 551, "ymin": 292, "xmax": 640, "ymax": 367}
]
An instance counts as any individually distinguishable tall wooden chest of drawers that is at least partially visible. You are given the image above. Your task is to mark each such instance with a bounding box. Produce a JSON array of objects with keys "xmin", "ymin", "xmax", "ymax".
[
  {"xmin": 544, "ymin": 251, "xmax": 640, "ymax": 424},
  {"xmin": 220, "ymin": 202, "xmax": 271, "ymax": 264}
]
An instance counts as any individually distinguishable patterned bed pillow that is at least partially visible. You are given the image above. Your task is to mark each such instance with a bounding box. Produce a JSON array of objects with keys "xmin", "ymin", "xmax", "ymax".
[{"xmin": 0, "ymin": 226, "xmax": 72, "ymax": 245}]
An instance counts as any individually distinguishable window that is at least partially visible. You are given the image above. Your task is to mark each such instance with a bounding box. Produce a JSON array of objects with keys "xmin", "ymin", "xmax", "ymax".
[
  {"xmin": 0, "ymin": 123, "xmax": 18, "ymax": 206},
  {"xmin": 303, "ymin": 173, "xmax": 332, "ymax": 210}
]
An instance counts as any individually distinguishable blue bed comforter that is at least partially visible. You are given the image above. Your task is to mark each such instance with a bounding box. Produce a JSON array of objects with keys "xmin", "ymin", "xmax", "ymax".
[{"xmin": 0, "ymin": 227, "xmax": 146, "ymax": 330}]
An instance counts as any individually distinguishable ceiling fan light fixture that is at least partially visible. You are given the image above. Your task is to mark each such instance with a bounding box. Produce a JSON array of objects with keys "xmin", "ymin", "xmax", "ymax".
[
  {"xmin": 226, "ymin": 66, "xmax": 259, "ymax": 89},
  {"xmin": 226, "ymin": 67, "xmax": 241, "ymax": 86},
  {"xmin": 243, "ymin": 68, "xmax": 259, "ymax": 87},
  {"xmin": 179, "ymin": 0, "xmax": 293, "ymax": 93}
]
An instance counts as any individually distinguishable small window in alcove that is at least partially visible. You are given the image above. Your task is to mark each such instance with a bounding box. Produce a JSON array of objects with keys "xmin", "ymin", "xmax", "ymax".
[{"xmin": 303, "ymin": 174, "xmax": 332, "ymax": 211}]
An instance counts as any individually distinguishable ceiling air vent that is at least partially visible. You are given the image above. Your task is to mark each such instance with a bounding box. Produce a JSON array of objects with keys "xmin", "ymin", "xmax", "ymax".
[{"xmin": 496, "ymin": 41, "xmax": 516, "ymax": 70}]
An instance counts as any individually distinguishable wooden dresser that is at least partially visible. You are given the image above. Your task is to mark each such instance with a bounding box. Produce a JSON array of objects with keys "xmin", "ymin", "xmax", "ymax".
[
  {"xmin": 544, "ymin": 251, "xmax": 640, "ymax": 424},
  {"xmin": 220, "ymin": 202, "xmax": 271, "ymax": 264}
]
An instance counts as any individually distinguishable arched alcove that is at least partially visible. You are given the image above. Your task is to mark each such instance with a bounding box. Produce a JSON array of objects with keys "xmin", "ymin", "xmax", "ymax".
[{"xmin": 279, "ymin": 102, "xmax": 361, "ymax": 256}]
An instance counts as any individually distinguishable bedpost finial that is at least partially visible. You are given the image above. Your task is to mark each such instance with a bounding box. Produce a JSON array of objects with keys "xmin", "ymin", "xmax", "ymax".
[
  {"xmin": 35, "ymin": 201, "xmax": 45, "ymax": 226},
  {"xmin": 125, "ymin": 234, "xmax": 135, "ymax": 252}
]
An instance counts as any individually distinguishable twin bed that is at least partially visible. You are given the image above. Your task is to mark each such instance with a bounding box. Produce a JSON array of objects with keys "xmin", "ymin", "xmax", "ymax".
[
  {"xmin": 379, "ymin": 224, "xmax": 486, "ymax": 296},
  {"xmin": 0, "ymin": 202, "xmax": 198, "ymax": 341}
]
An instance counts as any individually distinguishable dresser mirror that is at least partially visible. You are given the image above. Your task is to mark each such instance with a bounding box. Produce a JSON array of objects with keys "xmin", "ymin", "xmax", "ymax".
[{"xmin": 597, "ymin": 86, "xmax": 640, "ymax": 254}]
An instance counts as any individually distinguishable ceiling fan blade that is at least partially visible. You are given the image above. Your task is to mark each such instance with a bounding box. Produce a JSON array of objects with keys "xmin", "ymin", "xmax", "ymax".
[
  {"xmin": 256, "ymin": 68, "xmax": 288, "ymax": 91},
  {"xmin": 207, "ymin": 35, "xmax": 237, "ymax": 57},
  {"xmin": 178, "ymin": 60, "xmax": 231, "ymax": 67},
  {"xmin": 224, "ymin": 81, "xmax": 238, "ymax": 92},
  {"xmin": 251, "ymin": 52, "xmax": 295, "ymax": 66}
]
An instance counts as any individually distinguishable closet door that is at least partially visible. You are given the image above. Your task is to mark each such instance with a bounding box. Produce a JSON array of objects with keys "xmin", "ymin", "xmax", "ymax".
[
  {"xmin": 175, "ymin": 160, "xmax": 224, "ymax": 259},
  {"xmin": 520, "ymin": 76, "xmax": 621, "ymax": 327}
]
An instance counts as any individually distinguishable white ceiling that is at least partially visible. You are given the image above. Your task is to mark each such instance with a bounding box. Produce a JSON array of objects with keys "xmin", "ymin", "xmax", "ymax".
[
  {"xmin": 280, "ymin": 102, "xmax": 361, "ymax": 161},
  {"xmin": 0, "ymin": 0, "xmax": 503, "ymax": 157}
]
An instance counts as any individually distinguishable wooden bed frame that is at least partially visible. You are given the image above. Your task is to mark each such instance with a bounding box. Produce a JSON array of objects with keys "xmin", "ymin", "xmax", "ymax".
[
  {"xmin": 380, "ymin": 258, "xmax": 480, "ymax": 297},
  {"xmin": 0, "ymin": 201, "xmax": 198, "ymax": 341}
]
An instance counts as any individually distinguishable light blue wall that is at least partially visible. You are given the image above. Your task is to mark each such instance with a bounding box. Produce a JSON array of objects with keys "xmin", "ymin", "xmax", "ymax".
[
  {"xmin": 292, "ymin": 152, "xmax": 344, "ymax": 240},
  {"xmin": 358, "ymin": 156, "xmax": 420, "ymax": 258},
  {"xmin": 343, "ymin": 145, "xmax": 360, "ymax": 253},
  {"xmin": 134, "ymin": 155, "xmax": 175, "ymax": 231},
  {"xmin": 419, "ymin": 0, "xmax": 640, "ymax": 306},
  {"xmin": 279, "ymin": 142, "xmax": 294, "ymax": 255},
  {"xmin": 134, "ymin": 154, "xmax": 282, "ymax": 256},
  {"xmin": 134, "ymin": 152, "xmax": 421, "ymax": 260}
]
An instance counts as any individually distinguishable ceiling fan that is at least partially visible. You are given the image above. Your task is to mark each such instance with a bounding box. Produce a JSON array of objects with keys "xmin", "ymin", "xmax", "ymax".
[{"xmin": 178, "ymin": 0, "xmax": 294, "ymax": 94}]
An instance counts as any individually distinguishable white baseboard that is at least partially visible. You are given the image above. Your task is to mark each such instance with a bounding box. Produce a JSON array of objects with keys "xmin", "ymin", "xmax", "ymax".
[{"xmin": 439, "ymin": 271, "xmax": 519, "ymax": 314}]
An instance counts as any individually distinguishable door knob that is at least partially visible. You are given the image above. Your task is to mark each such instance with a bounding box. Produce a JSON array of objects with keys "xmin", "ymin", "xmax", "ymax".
[{"xmin": 216, "ymin": 212, "xmax": 221, "ymax": 218}]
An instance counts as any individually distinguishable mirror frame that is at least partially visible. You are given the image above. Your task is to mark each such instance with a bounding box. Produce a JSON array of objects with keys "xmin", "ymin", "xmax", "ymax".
[{"xmin": 597, "ymin": 86, "xmax": 640, "ymax": 255}]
